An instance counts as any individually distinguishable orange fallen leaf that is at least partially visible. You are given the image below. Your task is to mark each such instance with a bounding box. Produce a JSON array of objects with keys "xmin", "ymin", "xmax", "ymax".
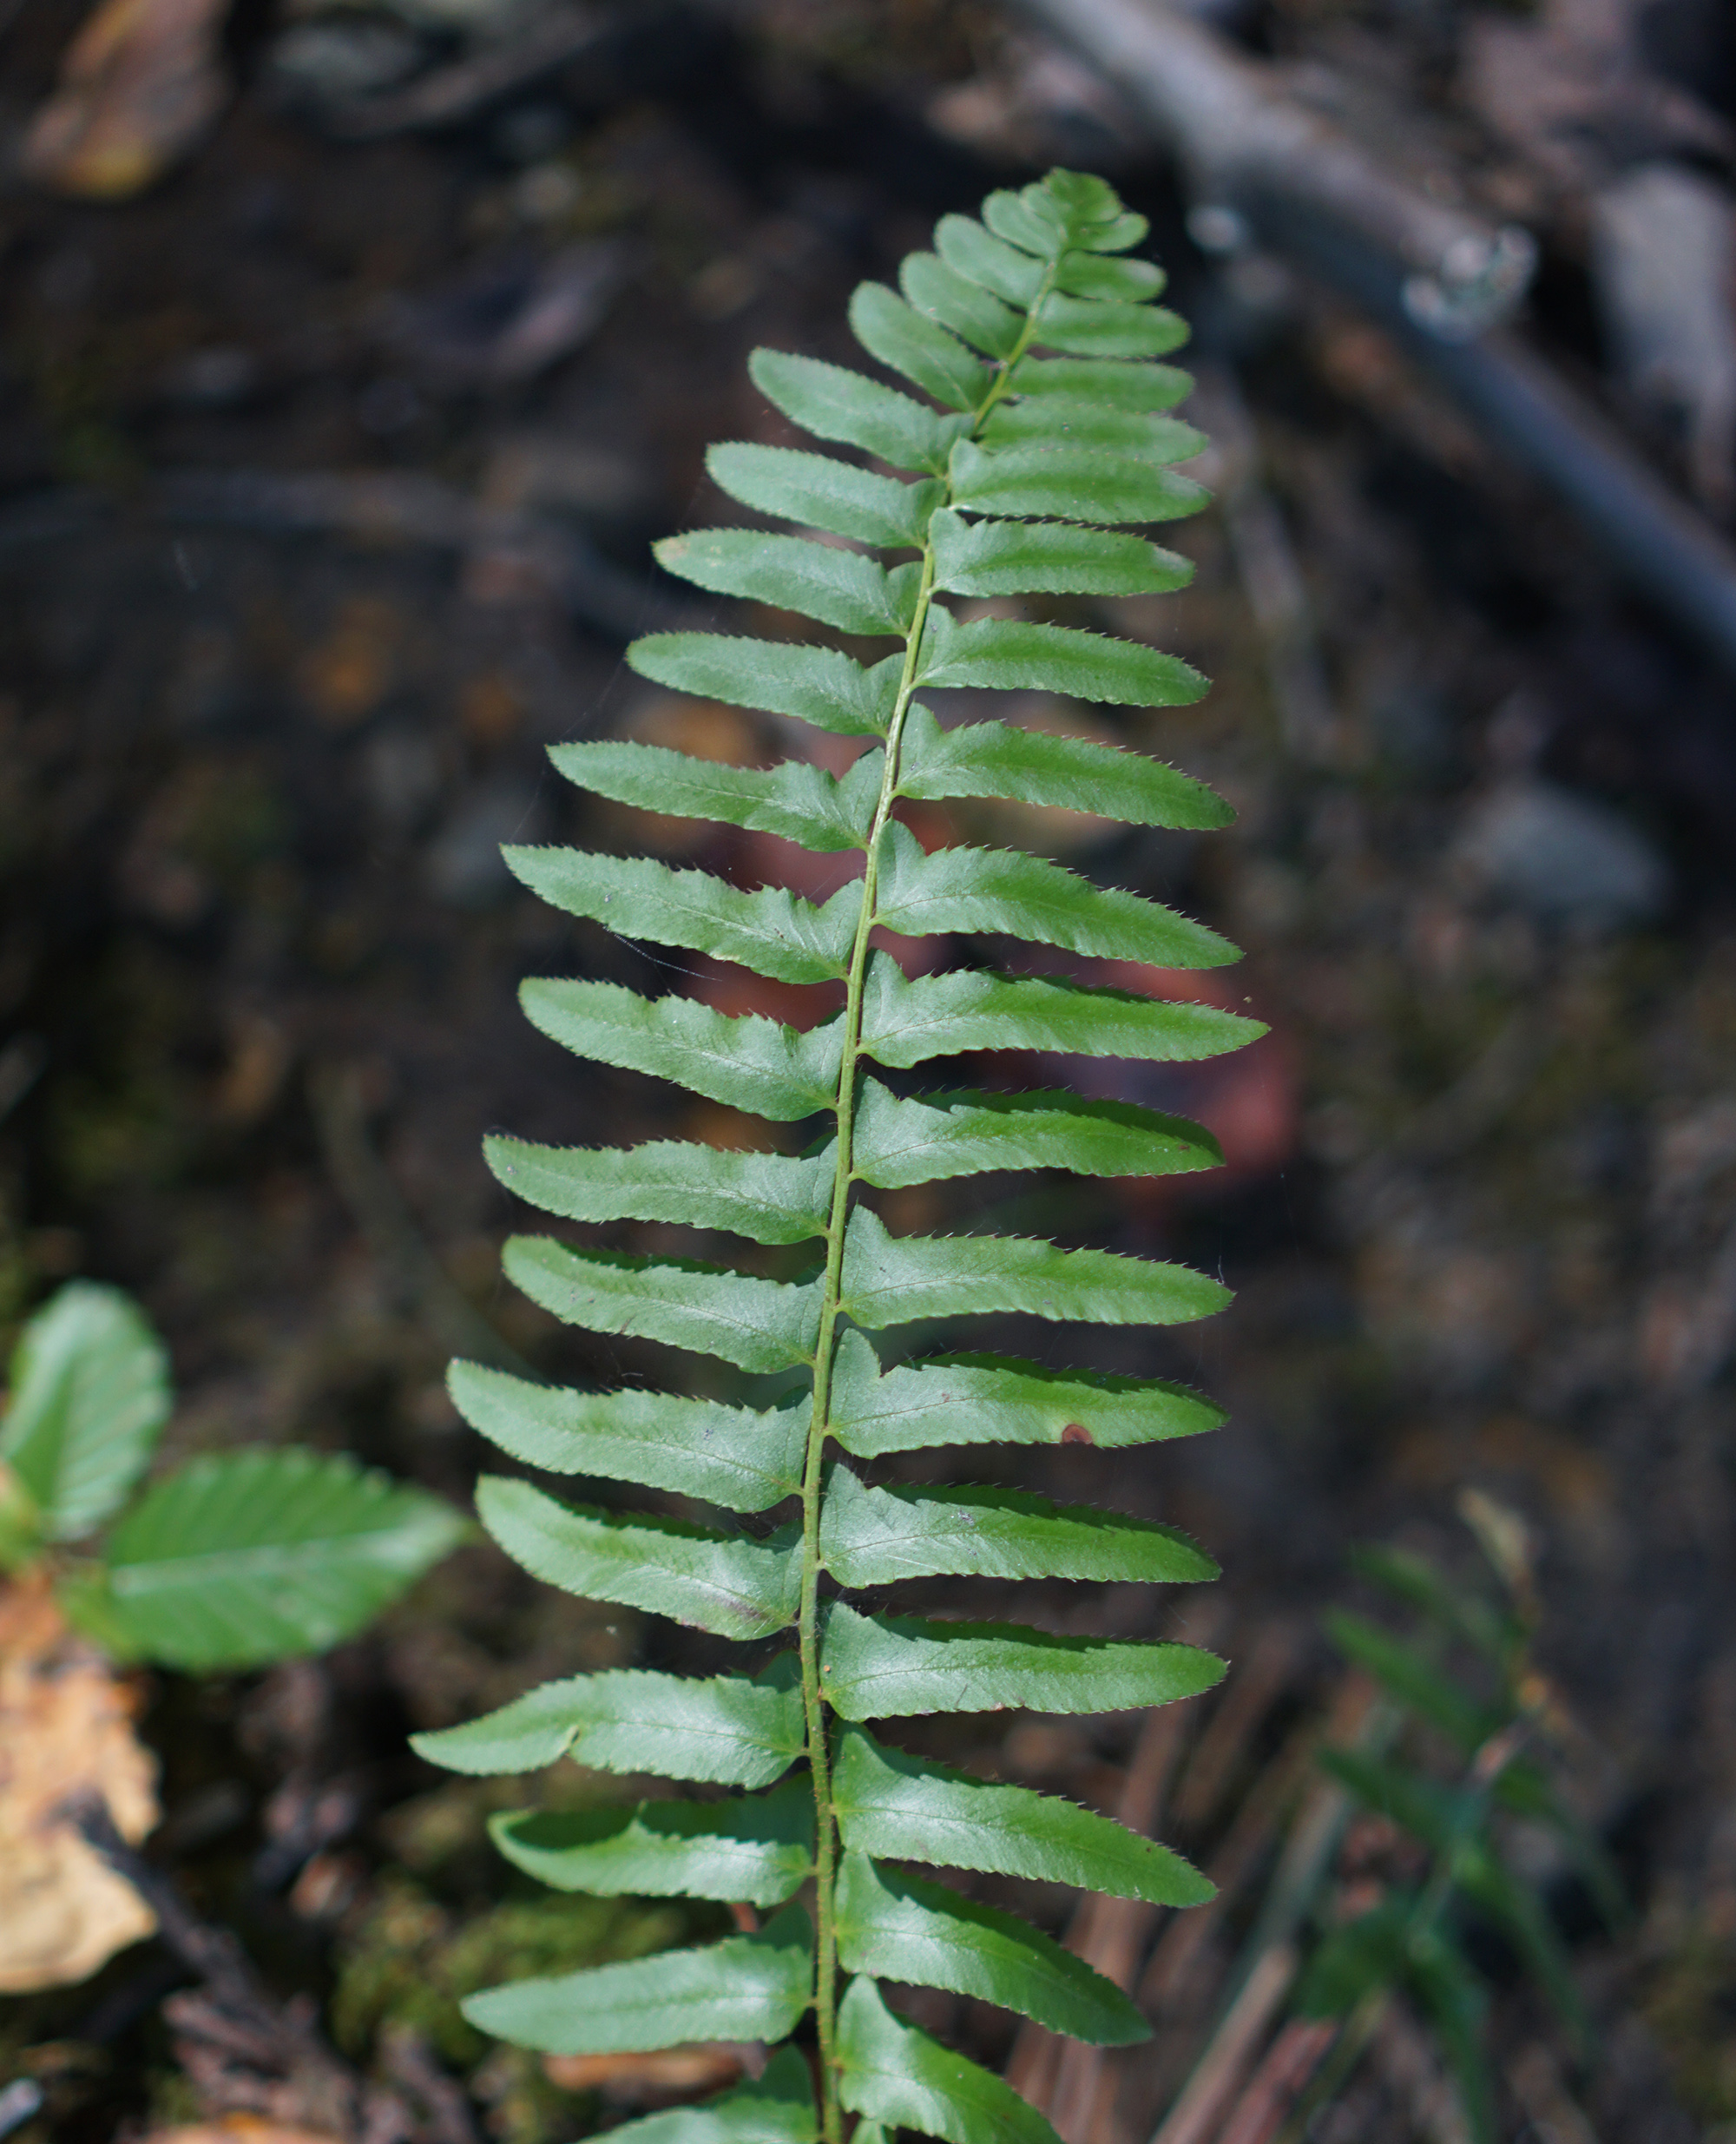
[
  {"xmin": 144, "ymin": 2123, "xmax": 344, "ymax": 2144},
  {"xmin": 0, "ymin": 1569, "xmax": 160, "ymax": 1991},
  {"xmin": 20, "ymin": 0, "xmax": 231, "ymax": 201},
  {"xmin": 542, "ymin": 2043, "xmax": 748, "ymax": 2102}
]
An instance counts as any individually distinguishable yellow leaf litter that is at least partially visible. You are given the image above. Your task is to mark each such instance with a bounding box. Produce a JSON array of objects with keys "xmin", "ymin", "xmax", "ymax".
[{"xmin": 0, "ymin": 1569, "xmax": 160, "ymax": 1991}]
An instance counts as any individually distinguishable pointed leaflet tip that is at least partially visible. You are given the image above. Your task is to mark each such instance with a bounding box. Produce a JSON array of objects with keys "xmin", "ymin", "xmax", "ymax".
[
  {"xmin": 462, "ymin": 1904, "xmax": 814, "ymax": 2055},
  {"xmin": 819, "ymin": 1598, "xmax": 1226, "ymax": 1721},
  {"xmin": 831, "ymin": 1723, "xmax": 1214, "ymax": 1905},
  {"xmin": 411, "ymin": 1666, "xmax": 806, "ymax": 1786}
]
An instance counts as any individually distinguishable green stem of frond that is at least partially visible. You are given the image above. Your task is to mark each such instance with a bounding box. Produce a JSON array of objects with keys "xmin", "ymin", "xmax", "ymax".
[{"xmin": 797, "ymin": 266, "xmax": 1057, "ymax": 2144}]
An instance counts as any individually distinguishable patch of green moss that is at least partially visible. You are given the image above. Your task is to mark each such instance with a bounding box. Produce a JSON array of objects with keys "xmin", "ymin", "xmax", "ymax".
[{"xmin": 330, "ymin": 1873, "xmax": 688, "ymax": 2071}]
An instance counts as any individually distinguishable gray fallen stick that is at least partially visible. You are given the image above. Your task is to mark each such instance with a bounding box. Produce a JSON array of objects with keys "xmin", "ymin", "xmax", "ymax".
[
  {"xmin": 1014, "ymin": 0, "xmax": 1533, "ymax": 333},
  {"xmin": 322, "ymin": 0, "xmax": 612, "ymax": 139},
  {"xmin": 0, "ymin": 468, "xmax": 700, "ymax": 641},
  {"xmin": 1014, "ymin": 0, "xmax": 1736, "ymax": 687}
]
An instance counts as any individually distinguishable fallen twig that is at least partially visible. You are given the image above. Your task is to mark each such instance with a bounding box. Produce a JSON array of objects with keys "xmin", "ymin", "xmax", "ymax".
[
  {"xmin": 0, "ymin": 471, "xmax": 701, "ymax": 644},
  {"xmin": 1043, "ymin": 1704, "xmax": 1192, "ymax": 2140},
  {"xmin": 1139, "ymin": 1718, "xmax": 1315, "ymax": 2015},
  {"xmin": 68, "ymin": 1798, "xmax": 374, "ymax": 2138},
  {"xmin": 1148, "ymin": 1940, "xmax": 1299, "ymax": 2144},
  {"xmin": 1214, "ymin": 2016, "xmax": 1338, "ymax": 2144},
  {"xmin": 1014, "ymin": 0, "xmax": 1736, "ymax": 685},
  {"xmin": 322, "ymin": 2, "xmax": 611, "ymax": 140},
  {"xmin": 1013, "ymin": 0, "xmax": 1532, "ymax": 331}
]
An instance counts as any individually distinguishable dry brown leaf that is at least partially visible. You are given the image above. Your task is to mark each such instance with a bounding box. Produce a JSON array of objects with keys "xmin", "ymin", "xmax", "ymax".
[
  {"xmin": 0, "ymin": 1569, "xmax": 160, "ymax": 1992},
  {"xmin": 20, "ymin": 0, "xmax": 231, "ymax": 201},
  {"xmin": 144, "ymin": 2123, "xmax": 345, "ymax": 2144},
  {"xmin": 542, "ymin": 2043, "xmax": 748, "ymax": 2103}
]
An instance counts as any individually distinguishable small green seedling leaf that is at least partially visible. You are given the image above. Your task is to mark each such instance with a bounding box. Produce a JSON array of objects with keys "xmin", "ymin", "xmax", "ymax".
[
  {"xmin": 69, "ymin": 1448, "xmax": 463, "ymax": 1671},
  {"xmin": 3, "ymin": 1281, "xmax": 170, "ymax": 1542}
]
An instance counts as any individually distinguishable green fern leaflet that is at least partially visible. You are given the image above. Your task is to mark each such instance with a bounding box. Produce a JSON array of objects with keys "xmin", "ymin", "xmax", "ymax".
[{"xmin": 418, "ymin": 168, "xmax": 1263, "ymax": 2144}]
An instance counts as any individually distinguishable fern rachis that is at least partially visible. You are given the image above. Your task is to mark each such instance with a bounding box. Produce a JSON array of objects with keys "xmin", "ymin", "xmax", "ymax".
[{"xmin": 418, "ymin": 168, "xmax": 1264, "ymax": 2144}]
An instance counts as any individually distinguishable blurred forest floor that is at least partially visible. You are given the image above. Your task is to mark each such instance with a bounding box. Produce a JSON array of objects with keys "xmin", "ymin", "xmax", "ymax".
[{"xmin": 2, "ymin": 0, "xmax": 1735, "ymax": 2139}]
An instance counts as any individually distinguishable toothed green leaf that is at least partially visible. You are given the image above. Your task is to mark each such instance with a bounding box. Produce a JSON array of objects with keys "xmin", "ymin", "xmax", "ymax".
[
  {"xmin": 503, "ymin": 1235, "xmax": 820, "ymax": 1375},
  {"xmin": 486, "ymin": 1134, "xmax": 834, "ymax": 1246},
  {"xmin": 852, "ymin": 1079, "xmax": 1221, "ymax": 1189},
  {"xmin": 832, "ymin": 1724, "xmax": 1212, "ymax": 1904},
  {"xmin": 838, "ymin": 1204, "xmax": 1229, "ymax": 1332},
  {"xmin": 900, "ymin": 253, "xmax": 1025, "ymax": 360},
  {"xmin": 463, "ymin": 1904, "xmax": 812, "ymax": 2055},
  {"xmin": 750, "ymin": 346, "xmax": 966, "ymax": 474},
  {"xmin": 549, "ymin": 737, "xmax": 880, "ymax": 852},
  {"xmin": 1042, "ymin": 171, "xmax": 1143, "ymax": 247},
  {"xmin": 708, "ymin": 443, "xmax": 944, "ymax": 549},
  {"xmin": 590, "ymin": 2046, "xmax": 819, "ymax": 2144},
  {"xmin": 838, "ymin": 1975, "xmax": 1062, "ymax": 2144},
  {"xmin": 933, "ymin": 215, "xmax": 1045, "ymax": 308},
  {"xmin": 851, "ymin": 282, "xmax": 994, "ymax": 411},
  {"xmin": 834, "ymin": 1852, "xmax": 1148, "ymax": 2043},
  {"xmin": 947, "ymin": 438, "xmax": 1207, "ymax": 528},
  {"xmin": 477, "ymin": 1476, "xmax": 799, "ymax": 1639},
  {"xmin": 983, "ymin": 187, "xmax": 1066, "ymax": 257},
  {"xmin": 504, "ymin": 848, "xmax": 861, "ymax": 985},
  {"xmin": 820, "ymin": 1465, "xmax": 1218, "ymax": 1587},
  {"xmin": 1054, "ymin": 250, "xmax": 1166, "ymax": 301},
  {"xmin": 916, "ymin": 607, "xmax": 1206, "ymax": 705},
  {"xmin": 927, "ymin": 508, "xmax": 1192, "ymax": 598},
  {"xmin": 1073, "ymin": 210, "xmax": 1150, "ymax": 253},
  {"xmin": 896, "ymin": 706, "xmax": 1227, "ymax": 830},
  {"xmin": 411, "ymin": 1663, "xmax": 806, "ymax": 1785},
  {"xmin": 656, "ymin": 529, "xmax": 921, "ymax": 637},
  {"xmin": 3, "ymin": 1280, "xmax": 170, "ymax": 1542},
  {"xmin": 520, "ymin": 978, "xmax": 844, "ymax": 1122},
  {"xmin": 1013, "ymin": 355, "xmax": 1193, "ymax": 410},
  {"xmin": 978, "ymin": 399, "xmax": 1206, "ymax": 457},
  {"xmin": 820, "ymin": 1599, "xmax": 1225, "ymax": 1720},
  {"xmin": 827, "ymin": 1330, "xmax": 1223, "ymax": 1457},
  {"xmin": 447, "ymin": 1361, "xmax": 807, "ymax": 1515},
  {"xmin": 1036, "ymin": 293, "xmax": 1188, "ymax": 358},
  {"xmin": 628, "ymin": 633, "xmax": 899, "ymax": 737},
  {"xmin": 70, "ymin": 1449, "xmax": 463, "ymax": 1671},
  {"xmin": 859, "ymin": 952, "xmax": 1261, "ymax": 1069},
  {"xmin": 873, "ymin": 819, "xmax": 1235, "ymax": 969},
  {"xmin": 490, "ymin": 1779, "xmax": 814, "ymax": 1906}
]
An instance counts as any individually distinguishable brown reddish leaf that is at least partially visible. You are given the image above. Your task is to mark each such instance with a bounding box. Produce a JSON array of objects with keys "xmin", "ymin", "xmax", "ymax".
[
  {"xmin": 542, "ymin": 2044, "xmax": 749, "ymax": 2105},
  {"xmin": 0, "ymin": 1569, "xmax": 160, "ymax": 1992},
  {"xmin": 143, "ymin": 2123, "xmax": 345, "ymax": 2144},
  {"xmin": 20, "ymin": 0, "xmax": 231, "ymax": 199}
]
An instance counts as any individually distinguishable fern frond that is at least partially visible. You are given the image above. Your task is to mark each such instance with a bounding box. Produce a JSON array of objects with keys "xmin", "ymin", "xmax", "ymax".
[{"xmin": 431, "ymin": 167, "xmax": 1265, "ymax": 2143}]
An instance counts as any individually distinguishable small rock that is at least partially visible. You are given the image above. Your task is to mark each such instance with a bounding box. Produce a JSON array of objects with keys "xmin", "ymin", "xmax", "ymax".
[
  {"xmin": 266, "ymin": 19, "xmax": 427, "ymax": 108},
  {"xmin": 1453, "ymin": 778, "xmax": 1671, "ymax": 931}
]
